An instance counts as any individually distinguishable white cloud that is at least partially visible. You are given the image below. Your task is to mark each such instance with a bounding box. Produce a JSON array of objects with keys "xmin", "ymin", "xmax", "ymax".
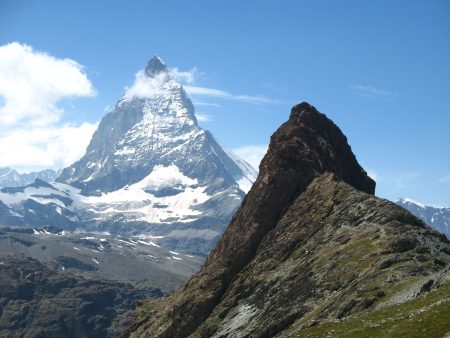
[
  {"xmin": 127, "ymin": 62, "xmax": 280, "ymax": 106},
  {"xmin": 124, "ymin": 70, "xmax": 168, "ymax": 99},
  {"xmin": 232, "ymin": 145, "xmax": 268, "ymax": 171},
  {"xmin": 169, "ymin": 67, "xmax": 200, "ymax": 84},
  {"xmin": 350, "ymin": 84, "xmax": 397, "ymax": 99},
  {"xmin": 195, "ymin": 113, "xmax": 212, "ymax": 122},
  {"xmin": 0, "ymin": 42, "xmax": 95, "ymax": 127},
  {"xmin": 0, "ymin": 42, "xmax": 97, "ymax": 172},
  {"xmin": 124, "ymin": 66, "xmax": 200, "ymax": 99},
  {"xmin": 0, "ymin": 122, "xmax": 98, "ymax": 171},
  {"xmin": 185, "ymin": 85, "xmax": 278, "ymax": 105}
]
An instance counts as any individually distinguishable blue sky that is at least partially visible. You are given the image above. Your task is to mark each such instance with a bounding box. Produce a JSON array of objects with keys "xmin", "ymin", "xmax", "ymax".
[{"xmin": 0, "ymin": 0, "xmax": 449, "ymax": 205}]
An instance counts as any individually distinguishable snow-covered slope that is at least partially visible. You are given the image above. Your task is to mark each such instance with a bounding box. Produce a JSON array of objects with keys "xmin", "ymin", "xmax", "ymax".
[
  {"xmin": 0, "ymin": 56, "xmax": 257, "ymax": 255},
  {"xmin": 396, "ymin": 197, "xmax": 450, "ymax": 239}
]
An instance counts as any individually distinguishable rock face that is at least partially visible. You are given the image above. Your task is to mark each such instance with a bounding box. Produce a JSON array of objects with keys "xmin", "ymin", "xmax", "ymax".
[
  {"xmin": 397, "ymin": 198, "xmax": 450, "ymax": 239},
  {"xmin": 57, "ymin": 56, "xmax": 255, "ymax": 197},
  {"xmin": 0, "ymin": 256, "xmax": 162, "ymax": 338},
  {"xmin": 129, "ymin": 103, "xmax": 450, "ymax": 338},
  {"xmin": 0, "ymin": 56, "xmax": 256, "ymax": 255},
  {"xmin": 0, "ymin": 167, "xmax": 58, "ymax": 187}
]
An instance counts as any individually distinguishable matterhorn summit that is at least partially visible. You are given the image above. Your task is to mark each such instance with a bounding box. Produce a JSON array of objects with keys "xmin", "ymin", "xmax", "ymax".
[{"xmin": 0, "ymin": 56, "xmax": 257, "ymax": 255}]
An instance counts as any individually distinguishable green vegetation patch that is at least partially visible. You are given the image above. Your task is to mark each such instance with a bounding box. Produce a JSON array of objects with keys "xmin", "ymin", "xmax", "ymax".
[{"xmin": 293, "ymin": 282, "xmax": 450, "ymax": 338}]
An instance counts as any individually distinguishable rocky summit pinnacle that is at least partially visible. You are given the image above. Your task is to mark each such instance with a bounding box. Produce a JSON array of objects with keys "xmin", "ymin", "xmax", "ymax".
[
  {"xmin": 145, "ymin": 55, "xmax": 168, "ymax": 76},
  {"xmin": 129, "ymin": 102, "xmax": 450, "ymax": 338}
]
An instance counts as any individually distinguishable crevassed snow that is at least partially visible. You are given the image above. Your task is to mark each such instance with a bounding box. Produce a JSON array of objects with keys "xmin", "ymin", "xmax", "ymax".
[
  {"xmin": 77, "ymin": 164, "xmax": 210, "ymax": 224},
  {"xmin": 139, "ymin": 164, "xmax": 197, "ymax": 190},
  {"xmin": 116, "ymin": 238, "xmax": 136, "ymax": 246},
  {"xmin": 137, "ymin": 240, "xmax": 160, "ymax": 247},
  {"xmin": 0, "ymin": 186, "xmax": 67, "ymax": 208}
]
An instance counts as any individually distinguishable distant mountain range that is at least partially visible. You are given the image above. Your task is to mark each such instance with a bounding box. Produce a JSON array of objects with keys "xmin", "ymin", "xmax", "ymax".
[
  {"xmin": 0, "ymin": 56, "xmax": 256, "ymax": 256},
  {"xmin": 0, "ymin": 167, "xmax": 58, "ymax": 187},
  {"xmin": 397, "ymin": 198, "xmax": 450, "ymax": 239}
]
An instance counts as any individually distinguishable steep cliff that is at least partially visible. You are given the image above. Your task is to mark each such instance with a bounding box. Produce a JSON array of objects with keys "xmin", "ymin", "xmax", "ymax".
[{"xmin": 128, "ymin": 103, "xmax": 450, "ymax": 338}]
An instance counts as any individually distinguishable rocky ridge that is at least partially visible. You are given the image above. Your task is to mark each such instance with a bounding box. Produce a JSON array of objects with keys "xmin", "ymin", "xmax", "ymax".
[
  {"xmin": 0, "ymin": 167, "xmax": 58, "ymax": 188},
  {"xmin": 128, "ymin": 103, "xmax": 450, "ymax": 338}
]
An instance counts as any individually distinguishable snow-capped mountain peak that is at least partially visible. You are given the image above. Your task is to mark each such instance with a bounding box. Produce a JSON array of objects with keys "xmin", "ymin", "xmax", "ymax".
[
  {"xmin": 0, "ymin": 55, "xmax": 258, "ymax": 255},
  {"xmin": 396, "ymin": 197, "xmax": 426, "ymax": 209},
  {"xmin": 396, "ymin": 197, "xmax": 449, "ymax": 239}
]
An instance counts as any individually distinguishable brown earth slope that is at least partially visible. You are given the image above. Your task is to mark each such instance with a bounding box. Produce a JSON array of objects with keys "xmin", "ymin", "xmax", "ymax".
[{"xmin": 128, "ymin": 102, "xmax": 450, "ymax": 338}]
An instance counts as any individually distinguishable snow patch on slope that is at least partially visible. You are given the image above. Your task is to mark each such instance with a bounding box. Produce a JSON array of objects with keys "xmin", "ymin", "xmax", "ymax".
[
  {"xmin": 139, "ymin": 164, "xmax": 197, "ymax": 191},
  {"xmin": 79, "ymin": 164, "xmax": 210, "ymax": 224}
]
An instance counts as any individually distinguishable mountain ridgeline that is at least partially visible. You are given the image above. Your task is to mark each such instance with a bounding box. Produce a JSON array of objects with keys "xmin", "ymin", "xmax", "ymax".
[
  {"xmin": 0, "ymin": 167, "xmax": 58, "ymax": 188},
  {"xmin": 129, "ymin": 103, "xmax": 450, "ymax": 338},
  {"xmin": 0, "ymin": 56, "xmax": 256, "ymax": 255}
]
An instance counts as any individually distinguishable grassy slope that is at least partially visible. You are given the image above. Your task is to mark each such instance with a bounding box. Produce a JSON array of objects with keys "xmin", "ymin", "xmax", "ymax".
[{"xmin": 292, "ymin": 282, "xmax": 450, "ymax": 338}]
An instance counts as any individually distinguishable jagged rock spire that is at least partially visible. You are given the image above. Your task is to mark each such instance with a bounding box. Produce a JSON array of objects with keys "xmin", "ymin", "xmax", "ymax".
[{"xmin": 145, "ymin": 55, "xmax": 168, "ymax": 77}]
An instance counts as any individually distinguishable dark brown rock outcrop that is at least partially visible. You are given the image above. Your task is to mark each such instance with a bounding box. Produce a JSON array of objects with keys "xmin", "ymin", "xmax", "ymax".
[{"xmin": 128, "ymin": 103, "xmax": 450, "ymax": 338}]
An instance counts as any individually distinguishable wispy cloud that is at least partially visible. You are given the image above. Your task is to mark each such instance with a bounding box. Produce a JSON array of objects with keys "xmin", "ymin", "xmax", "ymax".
[
  {"xmin": 169, "ymin": 67, "xmax": 201, "ymax": 84},
  {"xmin": 195, "ymin": 113, "xmax": 213, "ymax": 122},
  {"xmin": 0, "ymin": 42, "xmax": 97, "ymax": 171},
  {"xmin": 232, "ymin": 145, "xmax": 268, "ymax": 171},
  {"xmin": 185, "ymin": 85, "xmax": 281, "ymax": 105},
  {"xmin": 350, "ymin": 84, "xmax": 397, "ymax": 99},
  {"xmin": 124, "ymin": 70, "xmax": 168, "ymax": 98},
  {"xmin": 193, "ymin": 101, "xmax": 221, "ymax": 108}
]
